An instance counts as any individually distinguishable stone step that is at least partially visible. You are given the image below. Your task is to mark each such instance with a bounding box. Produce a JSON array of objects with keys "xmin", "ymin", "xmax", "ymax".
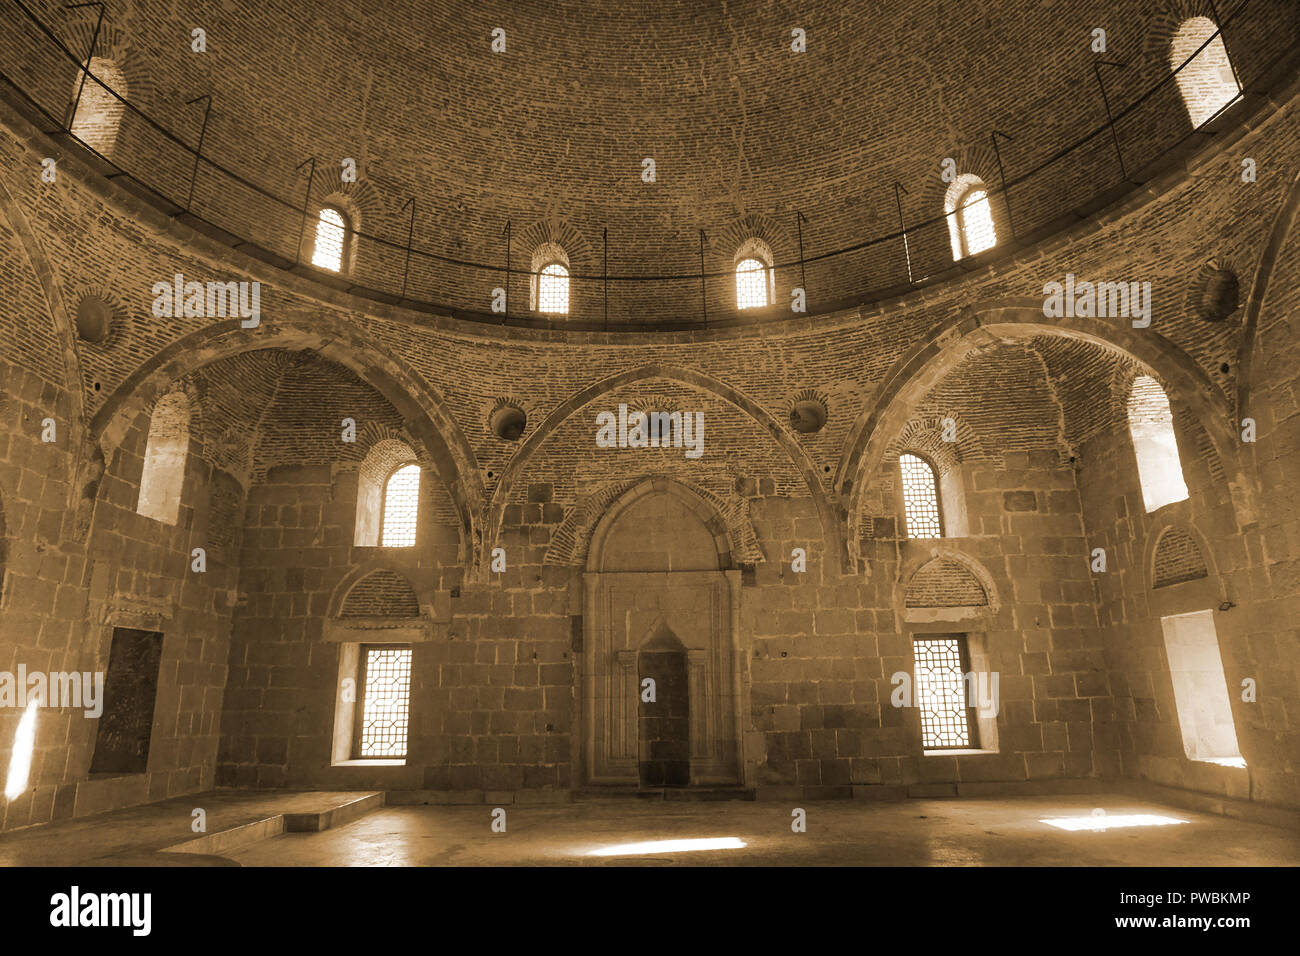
[{"xmin": 162, "ymin": 792, "xmax": 383, "ymax": 855}]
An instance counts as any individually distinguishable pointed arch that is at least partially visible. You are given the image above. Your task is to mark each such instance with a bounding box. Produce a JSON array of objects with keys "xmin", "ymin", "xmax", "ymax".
[
  {"xmin": 586, "ymin": 477, "xmax": 737, "ymax": 572},
  {"xmin": 0, "ymin": 173, "xmax": 88, "ymax": 506},
  {"xmin": 487, "ymin": 363, "xmax": 843, "ymax": 572},
  {"xmin": 89, "ymin": 315, "xmax": 483, "ymax": 569},
  {"xmin": 837, "ymin": 298, "xmax": 1256, "ymax": 556}
]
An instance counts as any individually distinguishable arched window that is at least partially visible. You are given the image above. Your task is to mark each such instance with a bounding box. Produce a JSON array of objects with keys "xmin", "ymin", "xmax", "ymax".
[
  {"xmin": 899, "ymin": 452, "xmax": 943, "ymax": 538},
  {"xmin": 945, "ymin": 175, "xmax": 997, "ymax": 261},
  {"xmin": 1170, "ymin": 17, "xmax": 1240, "ymax": 128},
  {"xmin": 69, "ymin": 57, "xmax": 126, "ymax": 157},
  {"xmin": 530, "ymin": 242, "xmax": 571, "ymax": 314},
  {"xmin": 381, "ymin": 464, "xmax": 420, "ymax": 547},
  {"xmin": 1126, "ymin": 375, "xmax": 1189, "ymax": 512},
  {"xmin": 734, "ymin": 238, "xmax": 775, "ymax": 310},
  {"xmin": 137, "ymin": 392, "xmax": 190, "ymax": 525},
  {"xmin": 537, "ymin": 262, "xmax": 570, "ymax": 314},
  {"xmin": 312, "ymin": 206, "xmax": 349, "ymax": 273}
]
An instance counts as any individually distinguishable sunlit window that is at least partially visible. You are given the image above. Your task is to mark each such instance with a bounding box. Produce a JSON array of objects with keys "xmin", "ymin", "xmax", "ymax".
[
  {"xmin": 1126, "ymin": 375, "xmax": 1189, "ymax": 513},
  {"xmin": 69, "ymin": 57, "xmax": 126, "ymax": 156},
  {"xmin": 1161, "ymin": 609, "xmax": 1245, "ymax": 768},
  {"xmin": 381, "ymin": 463, "xmax": 420, "ymax": 547},
  {"xmin": 899, "ymin": 453, "xmax": 943, "ymax": 538},
  {"xmin": 735, "ymin": 257, "xmax": 771, "ymax": 309},
  {"xmin": 1170, "ymin": 17, "xmax": 1241, "ymax": 128},
  {"xmin": 357, "ymin": 646, "xmax": 412, "ymax": 758},
  {"xmin": 138, "ymin": 391, "xmax": 190, "ymax": 525},
  {"xmin": 312, "ymin": 207, "xmax": 348, "ymax": 272},
  {"xmin": 538, "ymin": 262, "xmax": 570, "ymax": 314},
  {"xmin": 945, "ymin": 175, "xmax": 997, "ymax": 260},
  {"xmin": 913, "ymin": 636, "xmax": 972, "ymax": 749}
]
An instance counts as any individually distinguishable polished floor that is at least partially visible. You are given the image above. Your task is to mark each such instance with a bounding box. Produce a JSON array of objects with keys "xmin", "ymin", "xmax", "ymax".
[
  {"xmin": 227, "ymin": 795, "xmax": 1300, "ymax": 867},
  {"xmin": 3, "ymin": 791, "xmax": 1296, "ymax": 866}
]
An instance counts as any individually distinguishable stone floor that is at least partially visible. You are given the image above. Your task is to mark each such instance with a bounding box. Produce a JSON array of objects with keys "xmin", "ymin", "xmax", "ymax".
[
  {"xmin": 226, "ymin": 794, "xmax": 1300, "ymax": 867},
  {"xmin": 0, "ymin": 790, "xmax": 378, "ymax": 866},
  {"xmin": 3, "ymin": 790, "xmax": 1297, "ymax": 866}
]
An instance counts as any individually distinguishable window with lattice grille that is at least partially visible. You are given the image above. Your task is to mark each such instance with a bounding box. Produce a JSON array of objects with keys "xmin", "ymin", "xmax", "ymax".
[
  {"xmin": 899, "ymin": 453, "xmax": 943, "ymax": 538},
  {"xmin": 735, "ymin": 258, "xmax": 770, "ymax": 309},
  {"xmin": 356, "ymin": 646, "xmax": 412, "ymax": 758},
  {"xmin": 312, "ymin": 207, "xmax": 347, "ymax": 272},
  {"xmin": 945, "ymin": 175, "xmax": 998, "ymax": 261},
  {"xmin": 381, "ymin": 464, "xmax": 420, "ymax": 547},
  {"xmin": 538, "ymin": 262, "xmax": 570, "ymax": 313},
  {"xmin": 913, "ymin": 636, "xmax": 972, "ymax": 749}
]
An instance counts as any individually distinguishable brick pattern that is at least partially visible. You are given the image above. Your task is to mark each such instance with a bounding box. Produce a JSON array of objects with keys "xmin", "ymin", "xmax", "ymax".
[
  {"xmin": 340, "ymin": 569, "xmax": 420, "ymax": 618},
  {"xmin": 1152, "ymin": 526, "xmax": 1209, "ymax": 588},
  {"xmin": 0, "ymin": 3, "xmax": 1298, "ymax": 828},
  {"xmin": 904, "ymin": 560, "xmax": 988, "ymax": 608}
]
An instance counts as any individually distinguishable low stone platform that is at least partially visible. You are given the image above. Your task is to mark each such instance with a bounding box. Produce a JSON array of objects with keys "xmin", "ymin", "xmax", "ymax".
[{"xmin": 0, "ymin": 790, "xmax": 383, "ymax": 866}]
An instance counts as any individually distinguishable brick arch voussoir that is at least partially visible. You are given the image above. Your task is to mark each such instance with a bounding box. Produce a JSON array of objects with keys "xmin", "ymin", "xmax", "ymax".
[
  {"xmin": 90, "ymin": 316, "xmax": 484, "ymax": 567},
  {"xmin": 488, "ymin": 363, "xmax": 845, "ymax": 573},
  {"xmin": 838, "ymin": 297, "xmax": 1256, "ymax": 557},
  {"xmin": 0, "ymin": 171, "xmax": 88, "ymax": 510}
]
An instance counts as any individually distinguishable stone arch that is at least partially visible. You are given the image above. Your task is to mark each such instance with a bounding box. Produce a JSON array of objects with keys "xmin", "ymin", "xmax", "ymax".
[
  {"xmin": 1145, "ymin": 518, "xmax": 1220, "ymax": 593},
  {"xmin": 0, "ymin": 173, "xmax": 87, "ymax": 508},
  {"xmin": 89, "ymin": 315, "xmax": 483, "ymax": 569},
  {"xmin": 1239, "ymin": 164, "xmax": 1300, "ymax": 422},
  {"xmin": 583, "ymin": 477, "xmax": 741, "ymax": 572},
  {"xmin": 546, "ymin": 476, "xmax": 763, "ymax": 568},
  {"xmin": 1150, "ymin": 525, "xmax": 1210, "ymax": 589},
  {"xmin": 327, "ymin": 562, "xmax": 433, "ymax": 620},
  {"xmin": 899, "ymin": 548, "xmax": 1000, "ymax": 610},
  {"xmin": 339, "ymin": 568, "xmax": 421, "ymax": 618},
  {"xmin": 489, "ymin": 363, "xmax": 842, "ymax": 572},
  {"xmin": 837, "ymin": 298, "xmax": 1256, "ymax": 558}
]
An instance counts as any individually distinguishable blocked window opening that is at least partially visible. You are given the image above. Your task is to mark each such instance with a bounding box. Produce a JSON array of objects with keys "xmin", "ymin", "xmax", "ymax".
[
  {"xmin": 1160, "ymin": 610, "xmax": 1244, "ymax": 767},
  {"xmin": 380, "ymin": 463, "xmax": 420, "ymax": 547},
  {"xmin": 312, "ymin": 207, "xmax": 348, "ymax": 272},
  {"xmin": 1126, "ymin": 375, "xmax": 1189, "ymax": 512},
  {"xmin": 945, "ymin": 175, "xmax": 997, "ymax": 260},
  {"xmin": 355, "ymin": 645, "xmax": 413, "ymax": 758},
  {"xmin": 1170, "ymin": 17, "xmax": 1241, "ymax": 128},
  {"xmin": 900, "ymin": 453, "xmax": 943, "ymax": 538},
  {"xmin": 89, "ymin": 628, "xmax": 164, "ymax": 775},
  {"xmin": 913, "ymin": 636, "xmax": 974, "ymax": 750},
  {"xmin": 137, "ymin": 391, "xmax": 190, "ymax": 525},
  {"xmin": 69, "ymin": 57, "xmax": 126, "ymax": 156}
]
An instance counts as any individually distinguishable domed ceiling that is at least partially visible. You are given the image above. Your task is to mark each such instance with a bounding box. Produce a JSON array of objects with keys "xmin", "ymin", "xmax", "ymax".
[{"xmin": 21, "ymin": 0, "xmax": 1300, "ymax": 324}]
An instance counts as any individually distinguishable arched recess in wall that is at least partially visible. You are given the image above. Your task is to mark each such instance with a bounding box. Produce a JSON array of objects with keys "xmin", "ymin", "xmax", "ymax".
[
  {"xmin": 546, "ymin": 476, "xmax": 764, "ymax": 568},
  {"xmin": 325, "ymin": 564, "xmax": 433, "ymax": 642},
  {"xmin": 583, "ymin": 477, "xmax": 739, "ymax": 572},
  {"xmin": 897, "ymin": 548, "xmax": 1000, "ymax": 626},
  {"xmin": 87, "ymin": 316, "xmax": 483, "ymax": 570},
  {"xmin": 1143, "ymin": 518, "xmax": 1223, "ymax": 612},
  {"xmin": 836, "ymin": 298, "xmax": 1257, "ymax": 559},
  {"xmin": 486, "ymin": 364, "xmax": 841, "ymax": 573}
]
